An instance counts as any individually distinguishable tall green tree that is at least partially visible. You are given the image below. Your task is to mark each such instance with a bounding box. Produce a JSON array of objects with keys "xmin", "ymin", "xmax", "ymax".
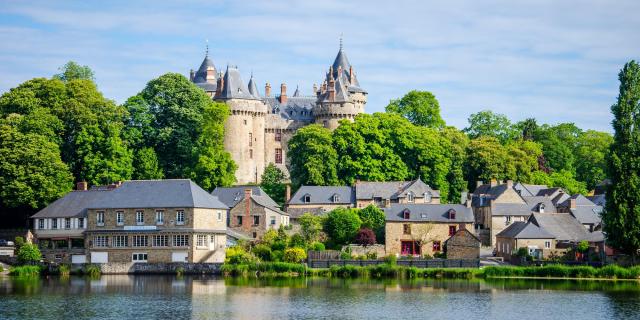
[
  {"xmin": 53, "ymin": 61, "xmax": 95, "ymax": 82},
  {"xmin": 324, "ymin": 207, "xmax": 362, "ymax": 247},
  {"xmin": 442, "ymin": 127, "xmax": 469, "ymax": 203},
  {"xmin": 465, "ymin": 136, "xmax": 510, "ymax": 189},
  {"xmin": 602, "ymin": 60, "xmax": 640, "ymax": 258},
  {"xmin": 574, "ymin": 130, "xmax": 613, "ymax": 190},
  {"xmin": 132, "ymin": 147, "xmax": 163, "ymax": 180},
  {"xmin": 261, "ymin": 163, "xmax": 287, "ymax": 206},
  {"xmin": 385, "ymin": 90, "xmax": 445, "ymax": 128},
  {"xmin": 464, "ymin": 110, "xmax": 519, "ymax": 143},
  {"xmin": 75, "ymin": 123, "xmax": 133, "ymax": 185},
  {"xmin": 358, "ymin": 205, "xmax": 386, "ymax": 243},
  {"xmin": 288, "ymin": 124, "xmax": 339, "ymax": 187}
]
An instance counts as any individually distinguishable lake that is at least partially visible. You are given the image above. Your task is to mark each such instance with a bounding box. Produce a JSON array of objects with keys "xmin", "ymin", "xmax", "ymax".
[{"xmin": 1, "ymin": 275, "xmax": 639, "ymax": 319}]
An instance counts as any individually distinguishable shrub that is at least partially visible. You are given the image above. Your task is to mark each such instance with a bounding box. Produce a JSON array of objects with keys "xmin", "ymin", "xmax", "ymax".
[
  {"xmin": 83, "ymin": 264, "xmax": 101, "ymax": 277},
  {"xmin": 383, "ymin": 255, "xmax": 397, "ymax": 266},
  {"xmin": 261, "ymin": 229, "xmax": 279, "ymax": 246},
  {"xmin": 252, "ymin": 244, "xmax": 272, "ymax": 262},
  {"xmin": 284, "ymin": 247, "xmax": 307, "ymax": 263},
  {"xmin": 289, "ymin": 234, "xmax": 306, "ymax": 248},
  {"xmin": 324, "ymin": 208, "xmax": 362, "ymax": 246},
  {"xmin": 225, "ymin": 246, "xmax": 255, "ymax": 264},
  {"xmin": 354, "ymin": 228, "xmax": 376, "ymax": 247},
  {"xmin": 9, "ymin": 265, "xmax": 42, "ymax": 276},
  {"xmin": 310, "ymin": 242, "xmax": 325, "ymax": 251},
  {"xmin": 14, "ymin": 236, "xmax": 25, "ymax": 251},
  {"xmin": 270, "ymin": 250, "xmax": 284, "ymax": 262},
  {"xmin": 0, "ymin": 265, "xmax": 3, "ymax": 272},
  {"xmin": 340, "ymin": 251, "xmax": 353, "ymax": 260},
  {"xmin": 271, "ymin": 240, "xmax": 287, "ymax": 251},
  {"xmin": 576, "ymin": 240, "xmax": 590, "ymax": 253},
  {"xmin": 175, "ymin": 266, "xmax": 185, "ymax": 276},
  {"xmin": 366, "ymin": 251, "xmax": 377, "ymax": 260},
  {"xmin": 298, "ymin": 213, "xmax": 324, "ymax": 242},
  {"xmin": 434, "ymin": 252, "xmax": 446, "ymax": 259},
  {"xmin": 17, "ymin": 243, "xmax": 42, "ymax": 265},
  {"xmin": 57, "ymin": 264, "xmax": 71, "ymax": 276}
]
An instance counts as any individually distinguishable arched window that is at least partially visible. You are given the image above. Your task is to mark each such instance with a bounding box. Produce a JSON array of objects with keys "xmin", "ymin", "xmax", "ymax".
[
  {"xmin": 403, "ymin": 209, "xmax": 411, "ymax": 220},
  {"xmin": 407, "ymin": 192, "xmax": 415, "ymax": 203},
  {"xmin": 448, "ymin": 209, "xmax": 456, "ymax": 220},
  {"xmin": 303, "ymin": 194, "xmax": 311, "ymax": 203},
  {"xmin": 539, "ymin": 203, "xmax": 545, "ymax": 213},
  {"xmin": 424, "ymin": 192, "xmax": 432, "ymax": 203},
  {"xmin": 332, "ymin": 194, "xmax": 340, "ymax": 203}
]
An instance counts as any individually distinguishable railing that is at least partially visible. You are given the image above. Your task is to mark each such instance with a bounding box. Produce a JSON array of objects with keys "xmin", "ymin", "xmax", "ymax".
[{"xmin": 307, "ymin": 259, "xmax": 480, "ymax": 269}]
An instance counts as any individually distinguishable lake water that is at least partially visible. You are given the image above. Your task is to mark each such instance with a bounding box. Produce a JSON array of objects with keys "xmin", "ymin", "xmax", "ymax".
[{"xmin": 1, "ymin": 275, "xmax": 639, "ymax": 320}]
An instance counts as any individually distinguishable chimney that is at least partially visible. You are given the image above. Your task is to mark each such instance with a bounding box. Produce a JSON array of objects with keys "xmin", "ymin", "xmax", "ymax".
[
  {"xmin": 349, "ymin": 66, "xmax": 354, "ymax": 84},
  {"xmin": 244, "ymin": 188, "xmax": 252, "ymax": 231},
  {"xmin": 76, "ymin": 181, "xmax": 88, "ymax": 191},
  {"xmin": 206, "ymin": 66, "xmax": 215, "ymax": 82},
  {"xmin": 569, "ymin": 198, "xmax": 577, "ymax": 209},
  {"xmin": 279, "ymin": 83, "xmax": 287, "ymax": 104},
  {"xmin": 328, "ymin": 78, "xmax": 336, "ymax": 101},
  {"xmin": 189, "ymin": 69, "xmax": 195, "ymax": 82},
  {"xmin": 215, "ymin": 76, "xmax": 224, "ymax": 97},
  {"xmin": 384, "ymin": 199, "xmax": 391, "ymax": 208},
  {"xmin": 285, "ymin": 184, "xmax": 291, "ymax": 203},
  {"xmin": 506, "ymin": 180, "xmax": 513, "ymax": 189},
  {"xmin": 490, "ymin": 179, "xmax": 498, "ymax": 187},
  {"xmin": 321, "ymin": 81, "xmax": 327, "ymax": 93},
  {"xmin": 265, "ymin": 83, "xmax": 271, "ymax": 97}
]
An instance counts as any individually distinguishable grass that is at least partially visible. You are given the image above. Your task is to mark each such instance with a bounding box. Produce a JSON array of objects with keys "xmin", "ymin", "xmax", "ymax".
[
  {"xmin": 9, "ymin": 265, "xmax": 43, "ymax": 276},
  {"xmin": 82, "ymin": 264, "xmax": 101, "ymax": 277},
  {"xmin": 221, "ymin": 262, "xmax": 306, "ymax": 277},
  {"xmin": 482, "ymin": 265, "xmax": 640, "ymax": 280}
]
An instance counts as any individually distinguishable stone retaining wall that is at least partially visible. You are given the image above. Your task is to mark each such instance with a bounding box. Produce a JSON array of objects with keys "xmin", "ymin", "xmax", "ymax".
[{"xmin": 71, "ymin": 262, "xmax": 223, "ymax": 274}]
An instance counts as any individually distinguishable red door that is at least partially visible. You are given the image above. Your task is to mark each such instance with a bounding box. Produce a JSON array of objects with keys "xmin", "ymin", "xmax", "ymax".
[{"xmin": 401, "ymin": 241, "xmax": 420, "ymax": 256}]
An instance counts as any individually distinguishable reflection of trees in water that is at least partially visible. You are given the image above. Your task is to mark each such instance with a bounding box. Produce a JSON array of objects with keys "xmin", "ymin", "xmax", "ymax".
[
  {"xmin": 603, "ymin": 289, "xmax": 640, "ymax": 320},
  {"xmin": 483, "ymin": 278, "xmax": 640, "ymax": 292}
]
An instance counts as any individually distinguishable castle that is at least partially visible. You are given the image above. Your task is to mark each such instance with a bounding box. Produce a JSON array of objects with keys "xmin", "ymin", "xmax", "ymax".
[{"xmin": 189, "ymin": 41, "xmax": 367, "ymax": 184}]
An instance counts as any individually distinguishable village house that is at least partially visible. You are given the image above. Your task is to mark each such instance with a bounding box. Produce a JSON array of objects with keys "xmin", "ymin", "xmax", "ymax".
[
  {"xmin": 30, "ymin": 182, "xmax": 106, "ymax": 263},
  {"xmin": 84, "ymin": 180, "xmax": 228, "ymax": 264},
  {"xmin": 212, "ymin": 186, "xmax": 289, "ymax": 239},
  {"xmin": 445, "ymin": 229, "xmax": 481, "ymax": 260},
  {"xmin": 384, "ymin": 203, "xmax": 474, "ymax": 257},
  {"xmin": 355, "ymin": 177, "xmax": 440, "ymax": 208},
  {"xmin": 556, "ymin": 194, "xmax": 603, "ymax": 231},
  {"xmin": 285, "ymin": 185, "xmax": 355, "ymax": 221}
]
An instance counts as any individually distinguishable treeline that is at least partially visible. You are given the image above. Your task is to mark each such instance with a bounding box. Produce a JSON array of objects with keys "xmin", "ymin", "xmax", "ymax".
[
  {"xmin": 0, "ymin": 62, "xmax": 236, "ymax": 218},
  {"xmin": 288, "ymin": 91, "xmax": 612, "ymax": 201}
]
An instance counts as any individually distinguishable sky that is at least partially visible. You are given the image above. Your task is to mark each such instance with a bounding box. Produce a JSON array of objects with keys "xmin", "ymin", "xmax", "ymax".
[{"xmin": 1, "ymin": 0, "xmax": 638, "ymax": 132}]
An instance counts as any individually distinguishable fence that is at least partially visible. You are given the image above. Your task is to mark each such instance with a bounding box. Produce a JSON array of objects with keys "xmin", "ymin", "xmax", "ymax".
[{"xmin": 307, "ymin": 259, "xmax": 480, "ymax": 269}]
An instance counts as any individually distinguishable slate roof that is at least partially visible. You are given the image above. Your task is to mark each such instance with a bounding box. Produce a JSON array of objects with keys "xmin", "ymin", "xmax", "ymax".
[
  {"xmin": 193, "ymin": 54, "xmax": 216, "ymax": 83},
  {"xmin": 288, "ymin": 186, "xmax": 354, "ymax": 205},
  {"xmin": 587, "ymin": 194, "xmax": 606, "ymax": 206},
  {"xmin": 247, "ymin": 75, "xmax": 260, "ymax": 98},
  {"xmin": 355, "ymin": 178, "xmax": 440, "ymax": 200},
  {"xmin": 522, "ymin": 196, "xmax": 557, "ymax": 213},
  {"xmin": 211, "ymin": 186, "xmax": 285, "ymax": 214},
  {"xmin": 558, "ymin": 194, "xmax": 596, "ymax": 208},
  {"xmin": 286, "ymin": 207, "xmax": 327, "ymax": 219},
  {"xmin": 384, "ymin": 204, "xmax": 474, "ymax": 223},
  {"xmin": 217, "ymin": 66, "xmax": 257, "ymax": 100},
  {"xmin": 514, "ymin": 183, "xmax": 549, "ymax": 197},
  {"xmin": 491, "ymin": 203, "xmax": 534, "ymax": 216},
  {"xmin": 31, "ymin": 190, "xmax": 109, "ymax": 219},
  {"xmin": 89, "ymin": 180, "xmax": 227, "ymax": 209},
  {"xmin": 496, "ymin": 221, "xmax": 555, "ymax": 239},
  {"xmin": 529, "ymin": 213, "xmax": 590, "ymax": 242},
  {"xmin": 570, "ymin": 206, "xmax": 603, "ymax": 226},
  {"xmin": 264, "ymin": 96, "xmax": 315, "ymax": 122}
]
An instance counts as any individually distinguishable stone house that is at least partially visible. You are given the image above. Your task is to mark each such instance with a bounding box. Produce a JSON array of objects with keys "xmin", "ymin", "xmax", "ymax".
[
  {"xmin": 444, "ymin": 229, "xmax": 481, "ymax": 259},
  {"xmin": 384, "ymin": 203, "xmax": 474, "ymax": 257},
  {"xmin": 495, "ymin": 221, "xmax": 556, "ymax": 260},
  {"xmin": 212, "ymin": 186, "xmax": 289, "ymax": 239},
  {"xmin": 285, "ymin": 185, "xmax": 355, "ymax": 222},
  {"xmin": 84, "ymin": 180, "xmax": 228, "ymax": 264},
  {"xmin": 30, "ymin": 182, "xmax": 105, "ymax": 263},
  {"xmin": 556, "ymin": 195, "xmax": 603, "ymax": 232},
  {"xmin": 355, "ymin": 178, "xmax": 440, "ymax": 208}
]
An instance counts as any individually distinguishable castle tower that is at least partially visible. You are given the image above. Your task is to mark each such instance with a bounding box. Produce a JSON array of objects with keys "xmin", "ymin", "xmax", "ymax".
[
  {"xmin": 215, "ymin": 66, "xmax": 268, "ymax": 184},
  {"xmin": 191, "ymin": 45, "xmax": 217, "ymax": 97},
  {"xmin": 313, "ymin": 39, "xmax": 367, "ymax": 130}
]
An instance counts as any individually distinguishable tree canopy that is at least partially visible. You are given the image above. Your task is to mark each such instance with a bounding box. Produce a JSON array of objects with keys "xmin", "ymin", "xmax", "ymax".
[
  {"xmin": 386, "ymin": 90, "xmax": 445, "ymax": 128},
  {"xmin": 261, "ymin": 163, "xmax": 287, "ymax": 206},
  {"xmin": 464, "ymin": 110, "xmax": 519, "ymax": 143},
  {"xmin": 288, "ymin": 124, "xmax": 339, "ymax": 188},
  {"xmin": 53, "ymin": 61, "xmax": 95, "ymax": 82}
]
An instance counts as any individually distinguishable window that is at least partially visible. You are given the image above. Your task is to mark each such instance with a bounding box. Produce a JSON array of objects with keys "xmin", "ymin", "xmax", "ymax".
[
  {"xmin": 505, "ymin": 216, "xmax": 512, "ymax": 225},
  {"xmin": 539, "ymin": 204, "xmax": 545, "ymax": 213},
  {"xmin": 303, "ymin": 194, "xmax": 311, "ymax": 203},
  {"xmin": 153, "ymin": 235, "xmax": 169, "ymax": 247},
  {"xmin": 65, "ymin": 218, "xmax": 71, "ymax": 229},
  {"xmin": 136, "ymin": 211, "xmax": 144, "ymax": 225},
  {"xmin": 275, "ymin": 132, "xmax": 282, "ymax": 141},
  {"xmin": 424, "ymin": 192, "xmax": 432, "ymax": 203},
  {"xmin": 132, "ymin": 253, "xmax": 148, "ymax": 263},
  {"xmin": 403, "ymin": 209, "xmax": 410, "ymax": 220},
  {"xmin": 210, "ymin": 234, "xmax": 216, "ymax": 247},
  {"xmin": 545, "ymin": 241, "xmax": 551, "ymax": 249},
  {"xmin": 403, "ymin": 224, "xmax": 411, "ymax": 235},
  {"xmin": 249, "ymin": 133, "xmax": 253, "ymax": 146},
  {"xmin": 97, "ymin": 211, "xmax": 105, "ymax": 226},
  {"xmin": 78, "ymin": 218, "xmax": 84, "ymax": 229},
  {"xmin": 173, "ymin": 235, "xmax": 189, "ymax": 247},
  {"xmin": 176, "ymin": 210, "xmax": 185, "ymax": 225},
  {"xmin": 249, "ymin": 149, "xmax": 253, "ymax": 159},
  {"xmin": 323, "ymin": 120, "xmax": 328, "ymax": 128},
  {"xmin": 94, "ymin": 236, "xmax": 108, "ymax": 247},
  {"xmin": 432, "ymin": 241, "xmax": 441, "ymax": 252},
  {"xmin": 237, "ymin": 216, "xmax": 243, "ymax": 226},
  {"xmin": 407, "ymin": 192, "xmax": 415, "ymax": 203},
  {"xmin": 275, "ymin": 148, "xmax": 283, "ymax": 164},
  {"xmin": 448, "ymin": 209, "xmax": 456, "ymax": 220},
  {"xmin": 270, "ymin": 216, "xmax": 276, "ymax": 225},
  {"xmin": 52, "ymin": 218, "xmax": 58, "ymax": 229},
  {"xmin": 449, "ymin": 225, "xmax": 457, "ymax": 236},
  {"xmin": 253, "ymin": 216, "xmax": 260, "ymax": 226},
  {"xmin": 217, "ymin": 211, "xmax": 223, "ymax": 221},
  {"xmin": 252, "ymin": 232, "xmax": 257, "ymax": 238},
  {"xmin": 38, "ymin": 219, "xmax": 44, "ymax": 229},
  {"xmin": 244, "ymin": 119, "xmax": 247, "ymax": 125},
  {"xmin": 332, "ymin": 194, "xmax": 340, "ymax": 203},
  {"xmin": 113, "ymin": 235, "xmax": 128, "ymax": 247},
  {"xmin": 133, "ymin": 235, "xmax": 148, "ymax": 247},
  {"xmin": 116, "ymin": 211, "xmax": 124, "ymax": 225},
  {"xmin": 197, "ymin": 235, "xmax": 207, "ymax": 247},
  {"xmin": 156, "ymin": 210, "xmax": 164, "ymax": 225}
]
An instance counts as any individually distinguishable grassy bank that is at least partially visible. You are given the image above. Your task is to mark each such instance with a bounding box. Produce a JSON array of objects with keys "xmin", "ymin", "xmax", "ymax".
[
  {"xmin": 9, "ymin": 265, "xmax": 43, "ymax": 276},
  {"xmin": 221, "ymin": 263, "xmax": 640, "ymax": 280}
]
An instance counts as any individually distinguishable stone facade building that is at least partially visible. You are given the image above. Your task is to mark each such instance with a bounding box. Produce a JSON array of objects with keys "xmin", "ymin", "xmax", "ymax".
[
  {"xmin": 190, "ymin": 42, "xmax": 367, "ymax": 184},
  {"xmin": 444, "ymin": 229, "xmax": 481, "ymax": 260}
]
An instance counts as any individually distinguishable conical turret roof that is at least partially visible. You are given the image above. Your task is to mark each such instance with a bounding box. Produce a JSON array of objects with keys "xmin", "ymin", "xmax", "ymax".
[
  {"xmin": 193, "ymin": 54, "xmax": 216, "ymax": 83},
  {"xmin": 248, "ymin": 73, "xmax": 260, "ymax": 98}
]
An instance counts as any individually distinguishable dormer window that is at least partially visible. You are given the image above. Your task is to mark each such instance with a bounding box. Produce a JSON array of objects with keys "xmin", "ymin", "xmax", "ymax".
[
  {"xmin": 332, "ymin": 194, "xmax": 340, "ymax": 203},
  {"xmin": 234, "ymin": 192, "xmax": 241, "ymax": 201},
  {"xmin": 407, "ymin": 192, "xmax": 415, "ymax": 203},
  {"xmin": 539, "ymin": 203, "xmax": 545, "ymax": 213},
  {"xmin": 448, "ymin": 209, "xmax": 456, "ymax": 220},
  {"xmin": 403, "ymin": 209, "xmax": 411, "ymax": 220},
  {"xmin": 424, "ymin": 192, "xmax": 432, "ymax": 203},
  {"xmin": 303, "ymin": 194, "xmax": 311, "ymax": 203}
]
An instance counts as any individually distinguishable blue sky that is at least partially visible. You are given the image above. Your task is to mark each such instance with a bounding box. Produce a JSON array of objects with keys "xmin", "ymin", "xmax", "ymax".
[{"xmin": 1, "ymin": 0, "xmax": 638, "ymax": 132}]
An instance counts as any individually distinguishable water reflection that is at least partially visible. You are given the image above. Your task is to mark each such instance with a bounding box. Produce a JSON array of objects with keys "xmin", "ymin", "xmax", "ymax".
[{"xmin": 1, "ymin": 275, "xmax": 639, "ymax": 320}]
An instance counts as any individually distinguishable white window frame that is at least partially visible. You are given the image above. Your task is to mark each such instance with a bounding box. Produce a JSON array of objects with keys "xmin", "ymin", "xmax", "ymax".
[
  {"xmin": 176, "ymin": 210, "xmax": 185, "ymax": 225},
  {"xmin": 196, "ymin": 234, "xmax": 207, "ymax": 248},
  {"xmin": 156, "ymin": 210, "xmax": 164, "ymax": 225},
  {"xmin": 65, "ymin": 217, "xmax": 71, "ymax": 229},
  {"xmin": 78, "ymin": 218, "xmax": 84, "ymax": 229},
  {"xmin": 38, "ymin": 219, "xmax": 44, "ymax": 229},
  {"xmin": 173, "ymin": 234, "xmax": 189, "ymax": 247},
  {"xmin": 132, "ymin": 253, "xmax": 148, "ymax": 263},
  {"xmin": 545, "ymin": 241, "xmax": 551, "ymax": 249},
  {"xmin": 116, "ymin": 211, "xmax": 124, "ymax": 226},
  {"xmin": 270, "ymin": 216, "xmax": 276, "ymax": 226},
  {"xmin": 136, "ymin": 211, "xmax": 144, "ymax": 225},
  {"xmin": 97, "ymin": 211, "xmax": 105, "ymax": 226},
  {"xmin": 153, "ymin": 235, "xmax": 169, "ymax": 247},
  {"xmin": 94, "ymin": 236, "xmax": 108, "ymax": 247},
  {"xmin": 424, "ymin": 192, "xmax": 432, "ymax": 203},
  {"xmin": 113, "ymin": 235, "xmax": 128, "ymax": 247},
  {"xmin": 52, "ymin": 218, "xmax": 58, "ymax": 229},
  {"xmin": 132, "ymin": 235, "xmax": 148, "ymax": 247},
  {"xmin": 407, "ymin": 192, "xmax": 415, "ymax": 203}
]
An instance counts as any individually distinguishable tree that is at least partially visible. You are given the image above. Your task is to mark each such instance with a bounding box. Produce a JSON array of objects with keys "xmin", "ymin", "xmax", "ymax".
[
  {"xmin": 283, "ymin": 247, "xmax": 307, "ymax": 263},
  {"xmin": 288, "ymin": 124, "xmax": 339, "ymax": 187},
  {"xmin": 385, "ymin": 90, "xmax": 445, "ymax": 128},
  {"xmin": 0, "ymin": 122, "xmax": 73, "ymax": 208},
  {"xmin": 465, "ymin": 136, "xmax": 510, "ymax": 190},
  {"xmin": 324, "ymin": 207, "xmax": 362, "ymax": 246},
  {"xmin": 505, "ymin": 139, "xmax": 544, "ymax": 183},
  {"xmin": 16, "ymin": 243, "xmax": 42, "ymax": 265},
  {"xmin": 518, "ymin": 118, "xmax": 539, "ymax": 141},
  {"xmin": 357, "ymin": 205, "xmax": 385, "ymax": 243},
  {"xmin": 574, "ymin": 130, "xmax": 613, "ymax": 190},
  {"xmin": 298, "ymin": 213, "xmax": 324, "ymax": 242},
  {"xmin": 132, "ymin": 147, "xmax": 163, "ymax": 180},
  {"xmin": 535, "ymin": 123, "xmax": 582, "ymax": 173},
  {"xmin": 464, "ymin": 110, "xmax": 519, "ymax": 143},
  {"xmin": 602, "ymin": 60, "xmax": 640, "ymax": 258},
  {"xmin": 53, "ymin": 61, "xmax": 95, "ymax": 82},
  {"xmin": 75, "ymin": 123, "xmax": 133, "ymax": 185},
  {"xmin": 354, "ymin": 228, "xmax": 376, "ymax": 247},
  {"xmin": 261, "ymin": 163, "xmax": 287, "ymax": 206},
  {"xmin": 441, "ymin": 127, "xmax": 469, "ymax": 203}
]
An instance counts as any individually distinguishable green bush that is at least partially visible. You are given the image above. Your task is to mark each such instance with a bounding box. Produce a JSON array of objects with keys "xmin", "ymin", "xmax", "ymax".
[
  {"xmin": 271, "ymin": 240, "xmax": 287, "ymax": 251},
  {"xmin": 0, "ymin": 265, "xmax": 3, "ymax": 272},
  {"xmin": 83, "ymin": 264, "xmax": 101, "ymax": 277},
  {"xmin": 284, "ymin": 247, "xmax": 307, "ymax": 263},
  {"xmin": 252, "ymin": 244, "xmax": 272, "ymax": 261},
  {"xmin": 366, "ymin": 251, "xmax": 377, "ymax": 260},
  {"xmin": 383, "ymin": 255, "xmax": 397, "ymax": 266},
  {"xmin": 340, "ymin": 251, "xmax": 352, "ymax": 260},
  {"xmin": 221, "ymin": 262, "xmax": 306, "ymax": 277},
  {"xmin": 270, "ymin": 250, "xmax": 284, "ymax": 262},
  {"xmin": 433, "ymin": 252, "xmax": 446, "ymax": 259},
  {"xmin": 310, "ymin": 242, "xmax": 325, "ymax": 251},
  {"xmin": 289, "ymin": 234, "xmax": 306, "ymax": 248},
  {"xmin": 57, "ymin": 264, "xmax": 71, "ymax": 276},
  {"xmin": 9, "ymin": 265, "xmax": 42, "ymax": 276},
  {"xmin": 225, "ymin": 246, "xmax": 255, "ymax": 264},
  {"xmin": 482, "ymin": 265, "xmax": 640, "ymax": 279},
  {"xmin": 16, "ymin": 243, "xmax": 42, "ymax": 265},
  {"xmin": 175, "ymin": 266, "xmax": 185, "ymax": 276}
]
